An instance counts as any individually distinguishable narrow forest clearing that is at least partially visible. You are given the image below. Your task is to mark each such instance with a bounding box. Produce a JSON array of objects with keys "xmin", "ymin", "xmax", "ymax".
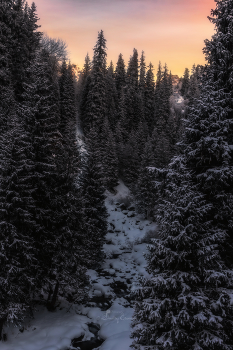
[{"xmin": 2, "ymin": 181, "xmax": 157, "ymax": 350}]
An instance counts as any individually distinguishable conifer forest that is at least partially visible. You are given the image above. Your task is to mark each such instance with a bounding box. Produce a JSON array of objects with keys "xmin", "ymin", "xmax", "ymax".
[{"xmin": 1, "ymin": 1, "xmax": 233, "ymax": 349}]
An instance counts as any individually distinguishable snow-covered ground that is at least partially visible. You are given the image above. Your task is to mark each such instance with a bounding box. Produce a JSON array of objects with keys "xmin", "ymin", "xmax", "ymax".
[{"xmin": 1, "ymin": 181, "xmax": 157, "ymax": 350}]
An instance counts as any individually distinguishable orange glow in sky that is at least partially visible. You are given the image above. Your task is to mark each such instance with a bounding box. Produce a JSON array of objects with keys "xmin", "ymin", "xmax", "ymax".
[{"xmin": 35, "ymin": 0, "xmax": 216, "ymax": 77}]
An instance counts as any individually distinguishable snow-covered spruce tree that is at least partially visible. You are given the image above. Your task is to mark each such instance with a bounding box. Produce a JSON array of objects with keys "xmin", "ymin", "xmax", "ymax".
[
  {"xmin": 0, "ymin": 112, "xmax": 38, "ymax": 339},
  {"xmin": 132, "ymin": 1, "xmax": 233, "ymax": 348},
  {"xmin": 0, "ymin": 29, "xmax": 38, "ymax": 336},
  {"xmin": 59, "ymin": 60, "xmax": 76, "ymax": 136},
  {"xmin": 153, "ymin": 63, "xmax": 174, "ymax": 167},
  {"xmin": 80, "ymin": 30, "xmax": 107, "ymax": 135},
  {"xmin": 155, "ymin": 63, "xmax": 172, "ymax": 134},
  {"xmin": 117, "ymin": 87, "xmax": 129, "ymax": 140},
  {"xmin": 165, "ymin": 108, "xmax": 177, "ymax": 162},
  {"xmin": 105, "ymin": 62, "xmax": 118, "ymax": 131},
  {"xmin": 80, "ymin": 127, "xmax": 108, "ymax": 268},
  {"xmin": 57, "ymin": 60, "xmax": 89, "ymax": 306},
  {"xmin": 115, "ymin": 53, "xmax": 126, "ymax": 98},
  {"xmin": 83, "ymin": 53, "xmax": 92, "ymax": 80},
  {"xmin": 79, "ymin": 72, "xmax": 92, "ymax": 131},
  {"xmin": 168, "ymin": 71, "xmax": 173, "ymax": 97},
  {"xmin": 59, "ymin": 60, "xmax": 80, "ymax": 189},
  {"xmin": 132, "ymin": 157, "xmax": 233, "ymax": 350},
  {"xmin": 101, "ymin": 117, "xmax": 119, "ymax": 191},
  {"xmin": 115, "ymin": 116, "xmax": 128, "ymax": 179},
  {"xmin": 138, "ymin": 51, "xmax": 146, "ymax": 123},
  {"xmin": 21, "ymin": 49, "xmax": 65, "ymax": 306},
  {"xmin": 104, "ymin": 132, "xmax": 119, "ymax": 190},
  {"xmin": 122, "ymin": 131, "xmax": 140, "ymax": 186},
  {"xmin": 136, "ymin": 120, "xmax": 149, "ymax": 162},
  {"xmin": 136, "ymin": 138, "xmax": 157, "ymax": 218},
  {"xmin": 125, "ymin": 48, "xmax": 143, "ymax": 132},
  {"xmin": 184, "ymin": 0, "xmax": 233, "ymax": 266},
  {"xmin": 127, "ymin": 48, "xmax": 139, "ymax": 88},
  {"xmin": 180, "ymin": 67, "xmax": 190, "ymax": 98},
  {"xmin": 188, "ymin": 64, "xmax": 201, "ymax": 106},
  {"xmin": 76, "ymin": 52, "xmax": 92, "ymax": 107},
  {"xmin": 135, "ymin": 124, "xmax": 170, "ymax": 218},
  {"xmin": 144, "ymin": 62, "xmax": 155, "ymax": 133},
  {"xmin": 154, "ymin": 61, "xmax": 162, "ymax": 113},
  {"xmin": 139, "ymin": 51, "xmax": 146, "ymax": 90},
  {"xmin": 7, "ymin": 0, "xmax": 41, "ymax": 101},
  {"xmin": 0, "ymin": 2, "xmax": 14, "ymax": 135},
  {"xmin": 21, "ymin": 50, "xmax": 88, "ymax": 309}
]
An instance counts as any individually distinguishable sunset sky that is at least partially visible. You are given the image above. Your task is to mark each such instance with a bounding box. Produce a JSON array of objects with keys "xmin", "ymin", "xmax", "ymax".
[{"xmin": 36, "ymin": 0, "xmax": 216, "ymax": 77}]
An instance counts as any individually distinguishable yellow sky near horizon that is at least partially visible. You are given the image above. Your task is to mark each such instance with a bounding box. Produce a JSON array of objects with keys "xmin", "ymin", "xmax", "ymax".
[{"xmin": 36, "ymin": 0, "xmax": 216, "ymax": 77}]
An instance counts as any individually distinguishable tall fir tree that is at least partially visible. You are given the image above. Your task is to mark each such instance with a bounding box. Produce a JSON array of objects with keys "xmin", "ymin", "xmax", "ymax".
[
  {"xmin": 80, "ymin": 30, "xmax": 107, "ymax": 134},
  {"xmin": 0, "ymin": 30, "xmax": 38, "ymax": 336},
  {"xmin": 122, "ymin": 131, "xmax": 140, "ymax": 186},
  {"xmin": 136, "ymin": 137, "xmax": 156, "ymax": 218},
  {"xmin": 139, "ymin": 50, "xmax": 146, "ymax": 90},
  {"xmin": 132, "ymin": 157, "xmax": 233, "ymax": 350},
  {"xmin": 144, "ymin": 62, "xmax": 155, "ymax": 132},
  {"xmin": 127, "ymin": 48, "xmax": 139, "ymax": 87},
  {"xmin": 132, "ymin": 1, "xmax": 233, "ymax": 348},
  {"xmin": 101, "ymin": 117, "xmax": 119, "ymax": 190},
  {"xmin": 57, "ymin": 60, "xmax": 89, "ymax": 305},
  {"xmin": 7, "ymin": 0, "xmax": 41, "ymax": 101},
  {"xmin": 115, "ymin": 53, "xmax": 126, "ymax": 98},
  {"xmin": 136, "ymin": 119, "xmax": 149, "ymax": 161},
  {"xmin": 21, "ymin": 50, "xmax": 88, "ymax": 309},
  {"xmin": 180, "ymin": 67, "xmax": 190, "ymax": 98},
  {"xmin": 80, "ymin": 127, "xmax": 108, "ymax": 268},
  {"xmin": 0, "ymin": 115, "xmax": 38, "ymax": 338},
  {"xmin": 125, "ymin": 48, "xmax": 142, "ymax": 131},
  {"xmin": 105, "ymin": 62, "xmax": 118, "ymax": 130},
  {"xmin": 83, "ymin": 53, "xmax": 92, "ymax": 80}
]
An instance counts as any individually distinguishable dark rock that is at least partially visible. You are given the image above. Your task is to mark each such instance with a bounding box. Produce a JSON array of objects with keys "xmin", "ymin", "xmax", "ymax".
[
  {"xmin": 119, "ymin": 203, "xmax": 127, "ymax": 210},
  {"xmin": 71, "ymin": 339, "xmax": 103, "ymax": 350},
  {"xmin": 128, "ymin": 205, "xmax": 135, "ymax": 211},
  {"xmin": 87, "ymin": 323, "xmax": 100, "ymax": 337},
  {"xmin": 72, "ymin": 334, "xmax": 84, "ymax": 343},
  {"xmin": 112, "ymin": 253, "xmax": 121, "ymax": 259},
  {"xmin": 110, "ymin": 280, "xmax": 128, "ymax": 297}
]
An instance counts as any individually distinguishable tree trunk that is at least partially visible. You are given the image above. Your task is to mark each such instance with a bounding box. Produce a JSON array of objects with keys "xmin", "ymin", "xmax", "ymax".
[
  {"xmin": 47, "ymin": 281, "xmax": 59, "ymax": 311},
  {"xmin": 0, "ymin": 315, "xmax": 7, "ymax": 341}
]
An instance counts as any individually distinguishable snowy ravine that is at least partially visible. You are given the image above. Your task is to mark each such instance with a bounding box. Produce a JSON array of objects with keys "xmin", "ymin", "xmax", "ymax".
[{"xmin": 2, "ymin": 181, "xmax": 157, "ymax": 350}]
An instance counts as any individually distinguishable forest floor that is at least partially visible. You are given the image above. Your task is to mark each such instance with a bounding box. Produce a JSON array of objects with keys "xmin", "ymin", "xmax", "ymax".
[{"xmin": 2, "ymin": 181, "xmax": 157, "ymax": 350}]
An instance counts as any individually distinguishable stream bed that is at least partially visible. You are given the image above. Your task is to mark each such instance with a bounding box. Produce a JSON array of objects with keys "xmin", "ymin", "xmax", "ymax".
[{"xmin": 70, "ymin": 323, "xmax": 104, "ymax": 350}]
